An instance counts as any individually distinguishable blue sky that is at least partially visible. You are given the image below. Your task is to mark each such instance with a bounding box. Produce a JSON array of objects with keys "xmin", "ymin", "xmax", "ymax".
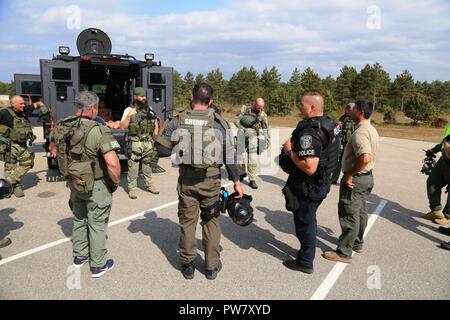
[{"xmin": 0, "ymin": 0, "xmax": 449, "ymax": 82}]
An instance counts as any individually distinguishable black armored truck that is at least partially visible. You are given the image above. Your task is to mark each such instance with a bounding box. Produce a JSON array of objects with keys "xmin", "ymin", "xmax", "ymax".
[{"xmin": 14, "ymin": 28, "xmax": 174, "ymax": 169}]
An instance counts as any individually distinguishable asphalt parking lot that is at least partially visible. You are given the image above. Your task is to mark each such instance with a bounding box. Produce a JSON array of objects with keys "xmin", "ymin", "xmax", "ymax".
[{"xmin": 0, "ymin": 126, "xmax": 449, "ymax": 300}]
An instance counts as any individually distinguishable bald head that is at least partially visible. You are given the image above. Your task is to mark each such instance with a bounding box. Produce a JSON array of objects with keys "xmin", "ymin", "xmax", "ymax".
[
  {"xmin": 10, "ymin": 95, "xmax": 25, "ymax": 112},
  {"xmin": 299, "ymin": 92, "xmax": 323, "ymax": 118},
  {"xmin": 253, "ymin": 98, "xmax": 265, "ymax": 113}
]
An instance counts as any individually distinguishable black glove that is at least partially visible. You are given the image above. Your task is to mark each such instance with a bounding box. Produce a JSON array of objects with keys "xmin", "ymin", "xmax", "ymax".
[{"xmin": 425, "ymin": 149, "xmax": 435, "ymax": 157}]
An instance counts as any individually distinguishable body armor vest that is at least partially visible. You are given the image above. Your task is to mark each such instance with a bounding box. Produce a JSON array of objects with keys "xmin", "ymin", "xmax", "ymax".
[
  {"xmin": 128, "ymin": 105, "xmax": 156, "ymax": 140},
  {"xmin": 178, "ymin": 108, "xmax": 221, "ymax": 170},
  {"xmin": 6, "ymin": 108, "xmax": 33, "ymax": 144},
  {"xmin": 53, "ymin": 116, "xmax": 108, "ymax": 193},
  {"xmin": 291, "ymin": 115, "xmax": 341, "ymax": 186}
]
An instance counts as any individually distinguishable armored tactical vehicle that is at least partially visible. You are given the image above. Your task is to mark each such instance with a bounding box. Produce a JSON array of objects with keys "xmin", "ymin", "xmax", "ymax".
[{"xmin": 14, "ymin": 28, "xmax": 174, "ymax": 169}]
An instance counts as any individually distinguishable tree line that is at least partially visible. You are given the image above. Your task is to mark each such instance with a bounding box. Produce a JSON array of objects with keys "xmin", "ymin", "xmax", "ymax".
[
  {"xmin": 172, "ymin": 63, "xmax": 450, "ymax": 124},
  {"xmin": 1, "ymin": 62, "xmax": 449, "ymax": 124}
]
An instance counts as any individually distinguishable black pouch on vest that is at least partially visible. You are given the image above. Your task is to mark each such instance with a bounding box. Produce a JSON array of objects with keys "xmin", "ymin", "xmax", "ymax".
[{"xmin": 282, "ymin": 184, "xmax": 301, "ymax": 212}]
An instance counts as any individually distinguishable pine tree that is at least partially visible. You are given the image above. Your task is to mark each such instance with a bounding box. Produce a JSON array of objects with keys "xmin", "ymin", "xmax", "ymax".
[
  {"xmin": 300, "ymin": 67, "xmax": 323, "ymax": 94},
  {"xmin": 288, "ymin": 68, "xmax": 302, "ymax": 108},
  {"xmin": 335, "ymin": 66, "xmax": 357, "ymax": 105}
]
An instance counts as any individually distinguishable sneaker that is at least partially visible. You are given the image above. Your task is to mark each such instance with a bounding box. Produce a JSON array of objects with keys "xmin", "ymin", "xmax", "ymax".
[
  {"xmin": 13, "ymin": 185, "xmax": 24, "ymax": 198},
  {"xmin": 205, "ymin": 261, "xmax": 222, "ymax": 280},
  {"xmin": 73, "ymin": 256, "xmax": 89, "ymax": 268},
  {"xmin": 128, "ymin": 189, "xmax": 137, "ymax": 199},
  {"xmin": 434, "ymin": 218, "xmax": 450, "ymax": 225},
  {"xmin": 91, "ymin": 259, "xmax": 114, "ymax": 278},
  {"xmin": 181, "ymin": 262, "xmax": 195, "ymax": 280},
  {"xmin": 282, "ymin": 259, "xmax": 314, "ymax": 274},
  {"xmin": 249, "ymin": 180, "xmax": 258, "ymax": 189},
  {"xmin": 146, "ymin": 185, "xmax": 160, "ymax": 194},
  {"xmin": 322, "ymin": 251, "xmax": 352, "ymax": 264},
  {"xmin": 438, "ymin": 227, "xmax": 450, "ymax": 236},
  {"xmin": 0, "ymin": 237, "xmax": 12, "ymax": 248}
]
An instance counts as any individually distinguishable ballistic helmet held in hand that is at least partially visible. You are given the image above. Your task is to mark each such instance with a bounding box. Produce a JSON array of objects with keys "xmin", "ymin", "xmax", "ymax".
[
  {"xmin": 226, "ymin": 193, "xmax": 254, "ymax": 226},
  {"xmin": 0, "ymin": 179, "xmax": 13, "ymax": 199}
]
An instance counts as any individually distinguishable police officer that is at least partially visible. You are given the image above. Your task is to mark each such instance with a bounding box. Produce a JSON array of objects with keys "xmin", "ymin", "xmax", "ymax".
[
  {"xmin": 156, "ymin": 83, "xmax": 243, "ymax": 280},
  {"xmin": 323, "ymin": 100, "xmax": 379, "ymax": 263},
  {"xmin": 0, "ymin": 96, "xmax": 46, "ymax": 197},
  {"xmin": 121, "ymin": 87, "xmax": 159, "ymax": 199},
  {"xmin": 423, "ymin": 124, "xmax": 450, "ymax": 226},
  {"xmin": 50, "ymin": 91, "xmax": 121, "ymax": 278},
  {"xmin": 331, "ymin": 103, "xmax": 355, "ymax": 184},
  {"xmin": 281, "ymin": 92, "xmax": 340, "ymax": 273},
  {"xmin": 234, "ymin": 98, "xmax": 270, "ymax": 189}
]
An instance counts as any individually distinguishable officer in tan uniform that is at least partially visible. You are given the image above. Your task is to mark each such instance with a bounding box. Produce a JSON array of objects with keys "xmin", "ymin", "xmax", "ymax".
[
  {"xmin": 121, "ymin": 87, "xmax": 159, "ymax": 199},
  {"xmin": 0, "ymin": 96, "xmax": 46, "ymax": 197},
  {"xmin": 234, "ymin": 98, "xmax": 269, "ymax": 189},
  {"xmin": 156, "ymin": 83, "xmax": 243, "ymax": 280},
  {"xmin": 323, "ymin": 100, "xmax": 379, "ymax": 264},
  {"xmin": 50, "ymin": 91, "xmax": 121, "ymax": 278}
]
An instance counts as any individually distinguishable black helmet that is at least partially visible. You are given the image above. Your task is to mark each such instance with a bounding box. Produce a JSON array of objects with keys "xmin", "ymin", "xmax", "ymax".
[
  {"xmin": 0, "ymin": 178, "xmax": 13, "ymax": 199},
  {"xmin": 226, "ymin": 193, "xmax": 254, "ymax": 226}
]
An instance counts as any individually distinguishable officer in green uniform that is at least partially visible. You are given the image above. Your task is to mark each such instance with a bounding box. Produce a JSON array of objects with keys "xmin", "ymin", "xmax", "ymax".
[
  {"xmin": 234, "ymin": 98, "xmax": 269, "ymax": 189},
  {"xmin": 50, "ymin": 91, "xmax": 121, "ymax": 278},
  {"xmin": 121, "ymin": 87, "xmax": 159, "ymax": 199},
  {"xmin": 156, "ymin": 83, "xmax": 244, "ymax": 280},
  {"xmin": 331, "ymin": 103, "xmax": 355, "ymax": 184},
  {"xmin": 0, "ymin": 95, "xmax": 46, "ymax": 197},
  {"xmin": 423, "ymin": 124, "xmax": 450, "ymax": 226}
]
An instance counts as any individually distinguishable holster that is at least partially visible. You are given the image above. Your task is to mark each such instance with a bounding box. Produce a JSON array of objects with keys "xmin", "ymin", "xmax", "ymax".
[{"xmin": 103, "ymin": 176, "xmax": 118, "ymax": 193}]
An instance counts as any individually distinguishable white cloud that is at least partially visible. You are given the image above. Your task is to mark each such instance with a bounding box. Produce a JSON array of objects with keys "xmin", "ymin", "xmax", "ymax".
[{"xmin": 0, "ymin": 0, "xmax": 449, "ymax": 81}]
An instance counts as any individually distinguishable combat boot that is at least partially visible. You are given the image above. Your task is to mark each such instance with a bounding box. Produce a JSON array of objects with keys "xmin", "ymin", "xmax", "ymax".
[
  {"xmin": 128, "ymin": 189, "xmax": 137, "ymax": 199},
  {"xmin": 13, "ymin": 184, "xmax": 24, "ymax": 198},
  {"xmin": 422, "ymin": 210, "xmax": 445, "ymax": 221},
  {"xmin": 249, "ymin": 180, "xmax": 258, "ymax": 189},
  {"xmin": 146, "ymin": 185, "xmax": 160, "ymax": 194}
]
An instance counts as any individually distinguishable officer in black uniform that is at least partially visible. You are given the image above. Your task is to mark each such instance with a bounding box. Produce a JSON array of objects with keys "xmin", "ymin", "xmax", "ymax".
[{"xmin": 280, "ymin": 92, "xmax": 340, "ymax": 274}]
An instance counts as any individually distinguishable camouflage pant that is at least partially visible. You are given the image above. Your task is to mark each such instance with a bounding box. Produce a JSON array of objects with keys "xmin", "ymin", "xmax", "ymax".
[
  {"xmin": 4, "ymin": 142, "xmax": 35, "ymax": 185},
  {"xmin": 238, "ymin": 135, "xmax": 258, "ymax": 181},
  {"xmin": 127, "ymin": 140, "xmax": 154, "ymax": 191},
  {"xmin": 69, "ymin": 180, "xmax": 112, "ymax": 268}
]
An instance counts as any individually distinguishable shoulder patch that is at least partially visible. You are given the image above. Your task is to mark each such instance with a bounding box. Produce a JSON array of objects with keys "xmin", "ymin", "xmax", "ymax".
[{"xmin": 300, "ymin": 135, "xmax": 312, "ymax": 149}]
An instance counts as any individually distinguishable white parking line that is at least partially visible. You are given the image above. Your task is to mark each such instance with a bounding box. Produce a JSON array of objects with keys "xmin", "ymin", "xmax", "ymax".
[
  {"xmin": 0, "ymin": 182, "xmax": 234, "ymax": 266},
  {"xmin": 310, "ymin": 199, "xmax": 388, "ymax": 300}
]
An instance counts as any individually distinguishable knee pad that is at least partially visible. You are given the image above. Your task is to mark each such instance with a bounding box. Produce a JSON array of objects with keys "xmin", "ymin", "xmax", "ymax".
[{"xmin": 200, "ymin": 202, "xmax": 221, "ymax": 223}]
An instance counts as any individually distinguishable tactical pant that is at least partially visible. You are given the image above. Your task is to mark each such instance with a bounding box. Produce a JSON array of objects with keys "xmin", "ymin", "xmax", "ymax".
[
  {"xmin": 292, "ymin": 184, "xmax": 330, "ymax": 268},
  {"xmin": 337, "ymin": 173, "xmax": 374, "ymax": 258},
  {"xmin": 427, "ymin": 156, "xmax": 450, "ymax": 217},
  {"xmin": 4, "ymin": 142, "xmax": 34, "ymax": 185},
  {"xmin": 127, "ymin": 141, "xmax": 154, "ymax": 191},
  {"xmin": 69, "ymin": 180, "xmax": 112, "ymax": 268},
  {"xmin": 238, "ymin": 135, "xmax": 258, "ymax": 181},
  {"xmin": 177, "ymin": 176, "xmax": 221, "ymax": 270}
]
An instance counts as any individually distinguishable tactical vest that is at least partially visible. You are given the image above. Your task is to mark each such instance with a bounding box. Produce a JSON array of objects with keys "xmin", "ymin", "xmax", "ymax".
[
  {"xmin": 341, "ymin": 115, "xmax": 355, "ymax": 145},
  {"xmin": 53, "ymin": 116, "xmax": 108, "ymax": 193},
  {"xmin": 128, "ymin": 105, "xmax": 156, "ymax": 141},
  {"xmin": 177, "ymin": 108, "xmax": 229, "ymax": 178},
  {"xmin": 5, "ymin": 108, "xmax": 33, "ymax": 144},
  {"xmin": 291, "ymin": 116, "xmax": 341, "ymax": 186}
]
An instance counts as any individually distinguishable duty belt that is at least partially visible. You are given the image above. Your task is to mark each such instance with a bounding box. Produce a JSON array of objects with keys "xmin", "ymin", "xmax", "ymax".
[{"xmin": 353, "ymin": 170, "xmax": 372, "ymax": 176}]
